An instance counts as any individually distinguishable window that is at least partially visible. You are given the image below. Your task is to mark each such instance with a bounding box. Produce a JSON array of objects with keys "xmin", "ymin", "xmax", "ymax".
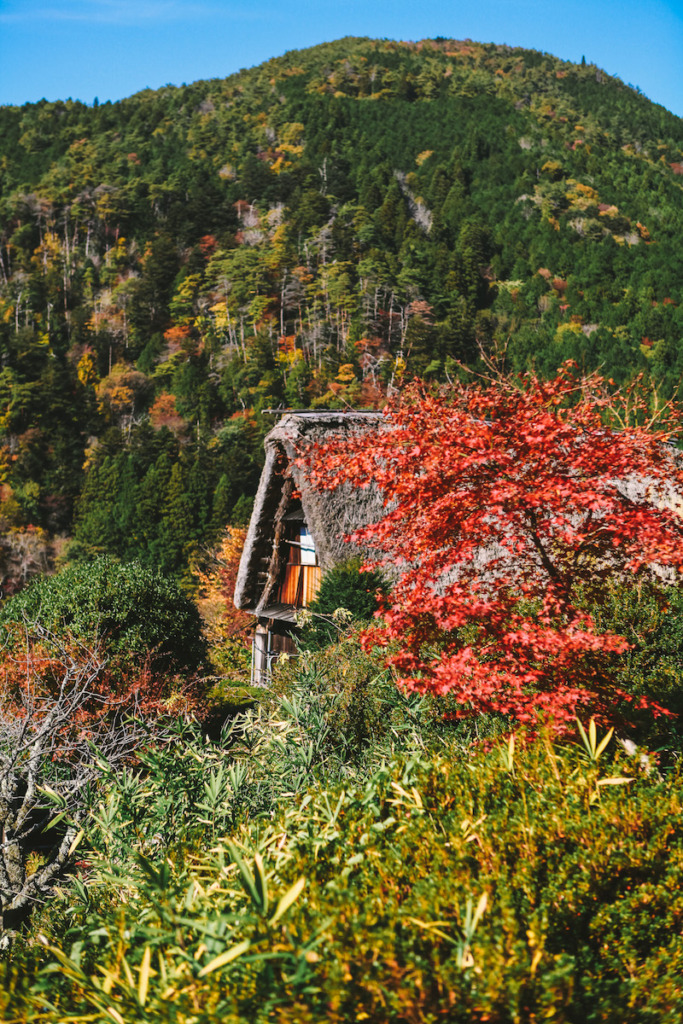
[
  {"xmin": 299, "ymin": 527, "xmax": 316, "ymax": 565},
  {"xmin": 279, "ymin": 522, "xmax": 322, "ymax": 607}
]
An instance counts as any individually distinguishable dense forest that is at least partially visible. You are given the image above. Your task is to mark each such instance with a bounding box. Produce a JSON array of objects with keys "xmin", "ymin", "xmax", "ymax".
[
  {"xmin": 0, "ymin": 36, "xmax": 682, "ymax": 583},
  {"xmin": 3, "ymin": 38, "xmax": 683, "ymax": 1021}
]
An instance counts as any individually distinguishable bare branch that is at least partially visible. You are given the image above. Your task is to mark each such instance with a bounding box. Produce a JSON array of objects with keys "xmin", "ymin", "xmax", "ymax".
[{"xmin": 0, "ymin": 622, "xmax": 149, "ymax": 943}]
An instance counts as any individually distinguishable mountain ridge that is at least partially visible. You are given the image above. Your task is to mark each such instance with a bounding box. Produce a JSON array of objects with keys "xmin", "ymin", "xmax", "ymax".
[{"xmin": 0, "ymin": 35, "xmax": 681, "ymax": 581}]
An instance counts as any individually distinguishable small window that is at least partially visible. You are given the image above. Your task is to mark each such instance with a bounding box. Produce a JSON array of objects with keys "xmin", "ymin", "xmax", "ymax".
[
  {"xmin": 299, "ymin": 527, "xmax": 316, "ymax": 565},
  {"xmin": 279, "ymin": 522, "xmax": 321, "ymax": 607}
]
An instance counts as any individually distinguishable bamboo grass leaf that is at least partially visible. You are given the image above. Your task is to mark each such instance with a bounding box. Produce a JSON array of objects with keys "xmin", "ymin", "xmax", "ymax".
[
  {"xmin": 138, "ymin": 946, "xmax": 152, "ymax": 1006},
  {"xmin": 269, "ymin": 877, "xmax": 305, "ymax": 925},
  {"xmin": 197, "ymin": 940, "xmax": 251, "ymax": 978}
]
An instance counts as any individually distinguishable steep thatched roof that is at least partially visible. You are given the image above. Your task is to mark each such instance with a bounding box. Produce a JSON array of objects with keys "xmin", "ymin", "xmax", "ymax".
[{"xmin": 234, "ymin": 411, "xmax": 385, "ymax": 616}]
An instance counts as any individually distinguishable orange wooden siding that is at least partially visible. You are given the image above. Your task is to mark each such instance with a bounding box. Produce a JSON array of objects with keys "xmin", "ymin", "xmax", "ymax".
[
  {"xmin": 280, "ymin": 563, "xmax": 322, "ymax": 607},
  {"xmin": 303, "ymin": 564, "xmax": 322, "ymax": 604}
]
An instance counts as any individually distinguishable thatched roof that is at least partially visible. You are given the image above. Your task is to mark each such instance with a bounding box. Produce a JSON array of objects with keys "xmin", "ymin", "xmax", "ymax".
[{"xmin": 234, "ymin": 411, "xmax": 385, "ymax": 616}]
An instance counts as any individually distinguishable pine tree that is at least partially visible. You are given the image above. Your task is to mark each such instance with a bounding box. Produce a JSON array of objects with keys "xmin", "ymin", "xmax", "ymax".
[
  {"xmin": 113, "ymin": 454, "xmax": 141, "ymax": 560},
  {"xmin": 74, "ymin": 457, "xmax": 122, "ymax": 555},
  {"xmin": 209, "ymin": 473, "xmax": 233, "ymax": 540},
  {"xmin": 157, "ymin": 461, "xmax": 194, "ymax": 575}
]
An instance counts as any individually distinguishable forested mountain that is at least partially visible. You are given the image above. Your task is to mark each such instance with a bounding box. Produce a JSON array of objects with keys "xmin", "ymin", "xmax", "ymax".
[{"xmin": 1, "ymin": 36, "xmax": 682, "ymax": 583}]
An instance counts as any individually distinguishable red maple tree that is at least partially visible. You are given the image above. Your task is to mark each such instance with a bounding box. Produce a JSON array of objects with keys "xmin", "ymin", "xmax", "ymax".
[{"xmin": 303, "ymin": 365, "xmax": 683, "ymax": 732}]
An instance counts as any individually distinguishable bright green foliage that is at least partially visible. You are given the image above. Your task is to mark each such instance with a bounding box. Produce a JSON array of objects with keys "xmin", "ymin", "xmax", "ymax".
[
  {"xmin": 310, "ymin": 558, "xmax": 385, "ymax": 621},
  {"xmin": 271, "ymin": 635, "xmax": 428, "ymax": 769},
  {"xmin": 0, "ymin": 557, "xmax": 206, "ymax": 672},
  {"xmin": 4, "ymin": 674, "xmax": 683, "ymax": 1022},
  {"xmin": 302, "ymin": 557, "xmax": 387, "ymax": 647}
]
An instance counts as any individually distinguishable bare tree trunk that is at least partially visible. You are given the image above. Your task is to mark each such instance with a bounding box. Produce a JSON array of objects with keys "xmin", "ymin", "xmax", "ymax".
[
  {"xmin": 280, "ymin": 270, "xmax": 286, "ymax": 338},
  {"xmin": 400, "ymin": 303, "xmax": 408, "ymax": 347},
  {"xmin": 240, "ymin": 317, "xmax": 247, "ymax": 363}
]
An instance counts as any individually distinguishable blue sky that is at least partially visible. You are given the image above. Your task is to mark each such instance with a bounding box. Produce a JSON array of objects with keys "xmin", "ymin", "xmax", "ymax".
[{"xmin": 0, "ymin": 0, "xmax": 681, "ymax": 117}]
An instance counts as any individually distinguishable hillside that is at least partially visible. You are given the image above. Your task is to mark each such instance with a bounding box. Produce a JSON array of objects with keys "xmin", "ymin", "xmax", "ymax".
[{"xmin": 1, "ymin": 36, "xmax": 682, "ymax": 582}]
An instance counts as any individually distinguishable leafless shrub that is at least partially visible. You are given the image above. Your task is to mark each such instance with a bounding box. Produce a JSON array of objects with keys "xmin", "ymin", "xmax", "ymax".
[{"xmin": 0, "ymin": 623, "xmax": 147, "ymax": 945}]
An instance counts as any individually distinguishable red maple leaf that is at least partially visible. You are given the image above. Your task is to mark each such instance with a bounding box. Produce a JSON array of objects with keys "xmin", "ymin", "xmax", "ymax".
[{"xmin": 301, "ymin": 364, "xmax": 683, "ymax": 733}]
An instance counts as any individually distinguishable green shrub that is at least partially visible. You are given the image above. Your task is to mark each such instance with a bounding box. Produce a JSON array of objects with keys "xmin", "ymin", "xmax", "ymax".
[
  {"xmin": 201, "ymin": 681, "xmax": 262, "ymax": 738},
  {"xmin": 584, "ymin": 580, "xmax": 683, "ymax": 752},
  {"xmin": 5, "ymin": 642, "xmax": 683, "ymax": 1022},
  {"xmin": 271, "ymin": 628, "xmax": 435, "ymax": 768},
  {"xmin": 0, "ymin": 557, "xmax": 206, "ymax": 673},
  {"xmin": 302, "ymin": 558, "xmax": 387, "ymax": 647},
  {"xmin": 8, "ymin": 724, "xmax": 683, "ymax": 1023}
]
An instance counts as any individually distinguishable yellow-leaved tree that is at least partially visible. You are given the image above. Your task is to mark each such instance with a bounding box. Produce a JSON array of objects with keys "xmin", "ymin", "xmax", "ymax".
[{"xmin": 194, "ymin": 526, "xmax": 252, "ymax": 679}]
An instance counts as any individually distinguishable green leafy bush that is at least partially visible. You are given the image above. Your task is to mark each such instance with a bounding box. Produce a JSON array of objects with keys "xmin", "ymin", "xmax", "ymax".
[
  {"xmin": 5, "ymin": 642, "xmax": 683, "ymax": 1022},
  {"xmin": 0, "ymin": 557, "xmax": 206, "ymax": 673},
  {"xmin": 302, "ymin": 558, "xmax": 387, "ymax": 648},
  {"xmin": 200, "ymin": 681, "xmax": 263, "ymax": 738},
  {"xmin": 6, "ymin": 717, "xmax": 683, "ymax": 1023},
  {"xmin": 583, "ymin": 580, "xmax": 683, "ymax": 752}
]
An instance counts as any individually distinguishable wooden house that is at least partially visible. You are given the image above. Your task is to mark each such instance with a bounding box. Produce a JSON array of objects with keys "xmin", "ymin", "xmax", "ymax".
[{"xmin": 234, "ymin": 410, "xmax": 383, "ymax": 682}]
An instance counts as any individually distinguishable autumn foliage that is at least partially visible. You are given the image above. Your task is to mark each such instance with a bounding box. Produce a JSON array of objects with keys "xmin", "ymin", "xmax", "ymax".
[
  {"xmin": 194, "ymin": 526, "xmax": 253, "ymax": 676},
  {"xmin": 305, "ymin": 365, "xmax": 683, "ymax": 732},
  {"xmin": 0, "ymin": 633, "xmax": 182, "ymax": 734}
]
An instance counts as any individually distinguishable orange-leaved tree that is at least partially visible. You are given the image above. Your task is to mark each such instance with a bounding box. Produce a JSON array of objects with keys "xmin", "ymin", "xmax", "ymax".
[
  {"xmin": 194, "ymin": 526, "xmax": 253, "ymax": 677},
  {"xmin": 302, "ymin": 365, "xmax": 683, "ymax": 733}
]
